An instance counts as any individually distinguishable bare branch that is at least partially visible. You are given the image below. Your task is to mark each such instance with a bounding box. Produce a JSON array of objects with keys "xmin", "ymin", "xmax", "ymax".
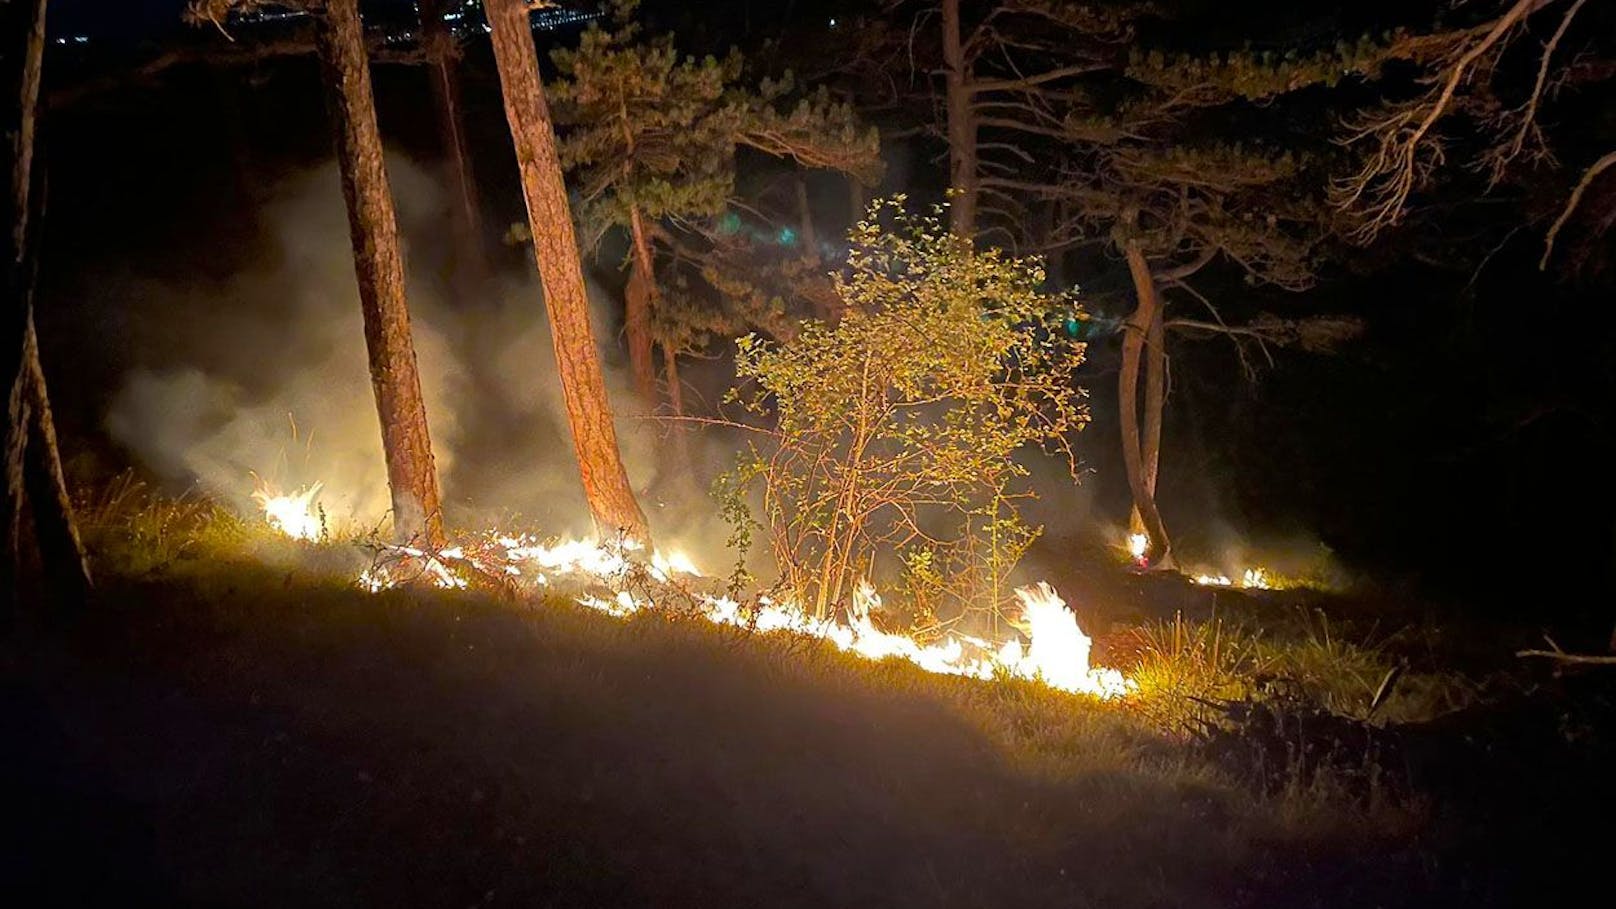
[
  {"xmin": 1333, "ymin": 0, "xmax": 1554, "ymax": 241},
  {"xmin": 1540, "ymin": 148, "xmax": 1616, "ymax": 268},
  {"xmin": 1484, "ymin": 0, "xmax": 1588, "ymax": 184}
]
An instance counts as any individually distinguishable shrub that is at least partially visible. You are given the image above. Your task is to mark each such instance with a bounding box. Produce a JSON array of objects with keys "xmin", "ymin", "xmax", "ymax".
[{"xmin": 720, "ymin": 199, "xmax": 1088, "ymax": 623}]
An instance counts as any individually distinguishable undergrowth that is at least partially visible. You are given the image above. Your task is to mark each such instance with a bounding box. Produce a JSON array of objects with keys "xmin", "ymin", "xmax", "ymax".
[{"xmin": 76, "ymin": 486, "xmax": 1445, "ymax": 846}]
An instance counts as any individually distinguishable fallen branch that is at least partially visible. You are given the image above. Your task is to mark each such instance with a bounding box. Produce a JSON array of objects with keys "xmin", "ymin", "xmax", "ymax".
[{"xmin": 1516, "ymin": 633, "xmax": 1616, "ymax": 665}]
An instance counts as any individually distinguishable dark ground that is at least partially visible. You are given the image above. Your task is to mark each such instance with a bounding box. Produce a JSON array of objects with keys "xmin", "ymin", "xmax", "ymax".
[{"xmin": 4, "ymin": 557, "xmax": 1612, "ymax": 908}]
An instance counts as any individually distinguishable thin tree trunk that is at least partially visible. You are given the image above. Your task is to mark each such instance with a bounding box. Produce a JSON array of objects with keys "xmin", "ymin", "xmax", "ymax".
[
  {"xmin": 794, "ymin": 174, "xmax": 818, "ymax": 257},
  {"xmin": 483, "ymin": 0, "xmax": 650, "ymax": 543},
  {"xmin": 847, "ymin": 173, "xmax": 865, "ymax": 225},
  {"xmin": 3, "ymin": 0, "xmax": 91, "ymax": 604},
  {"xmin": 624, "ymin": 205, "xmax": 658, "ymax": 405},
  {"xmin": 1128, "ymin": 301, "xmax": 1165, "ymax": 537},
  {"xmin": 1121, "ymin": 242, "xmax": 1173, "ymax": 567},
  {"xmin": 941, "ymin": 0, "xmax": 977, "ymax": 239},
  {"xmin": 315, "ymin": 0, "xmax": 445, "ymax": 548},
  {"xmin": 660, "ymin": 337, "xmax": 692, "ymax": 470},
  {"xmin": 794, "ymin": 174, "xmax": 839, "ymax": 322},
  {"xmin": 419, "ymin": 0, "xmax": 486, "ymax": 298},
  {"xmin": 661, "ymin": 339, "xmax": 684, "ymax": 420},
  {"xmin": 22, "ymin": 326, "xmax": 88, "ymax": 591}
]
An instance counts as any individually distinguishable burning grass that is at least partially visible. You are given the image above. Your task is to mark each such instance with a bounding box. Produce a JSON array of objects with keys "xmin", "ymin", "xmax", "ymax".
[
  {"xmin": 246, "ymin": 483, "xmax": 1136, "ymax": 698},
  {"xmin": 13, "ymin": 482, "xmax": 1598, "ymax": 907}
]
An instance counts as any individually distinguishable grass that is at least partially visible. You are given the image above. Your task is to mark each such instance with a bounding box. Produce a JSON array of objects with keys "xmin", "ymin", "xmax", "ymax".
[{"xmin": 7, "ymin": 490, "xmax": 1604, "ymax": 906}]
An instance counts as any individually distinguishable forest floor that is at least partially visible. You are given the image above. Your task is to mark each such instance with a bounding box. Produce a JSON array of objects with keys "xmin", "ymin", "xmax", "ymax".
[{"xmin": 3, "ymin": 511, "xmax": 1612, "ymax": 907}]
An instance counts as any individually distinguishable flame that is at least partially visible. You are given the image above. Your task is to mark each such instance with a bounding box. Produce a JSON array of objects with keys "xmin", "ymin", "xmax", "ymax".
[
  {"xmin": 1191, "ymin": 567, "xmax": 1273, "ymax": 590},
  {"xmin": 250, "ymin": 485, "xmax": 1132, "ymax": 699},
  {"xmin": 1126, "ymin": 532, "xmax": 1148, "ymax": 561},
  {"xmin": 252, "ymin": 483, "xmax": 324, "ymax": 541}
]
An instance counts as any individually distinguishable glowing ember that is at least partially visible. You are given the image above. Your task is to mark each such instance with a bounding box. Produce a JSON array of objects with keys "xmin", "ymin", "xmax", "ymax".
[
  {"xmin": 1192, "ymin": 568, "xmax": 1274, "ymax": 590},
  {"xmin": 252, "ymin": 483, "xmax": 324, "ymax": 541},
  {"xmin": 1126, "ymin": 532, "xmax": 1148, "ymax": 561}
]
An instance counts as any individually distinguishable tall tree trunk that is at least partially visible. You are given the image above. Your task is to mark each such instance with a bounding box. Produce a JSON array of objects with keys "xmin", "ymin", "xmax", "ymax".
[
  {"xmin": 1128, "ymin": 302, "xmax": 1165, "ymax": 539},
  {"xmin": 624, "ymin": 205, "xmax": 658, "ymax": 406},
  {"xmin": 419, "ymin": 0, "xmax": 486, "ymax": 298},
  {"xmin": 941, "ymin": 0, "xmax": 977, "ymax": 239},
  {"xmin": 660, "ymin": 337, "xmax": 692, "ymax": 471},
  {"xmin": 794, "ymin": 174, "xmax": 839, "ymax": 322},
  {"xmin": 794, "ymin": 174, "xmax": 819, "ymax": 258},
  {"xmin": 483, "ymin": 0, "xmax": 650, "ymax": 543},
  {"xmin": 1121, "ymin": 242, "xmax": 1173, "ymax": 567},
  {"xmin": 3, "ymin": 0, "xmax": 91, "ymax": 605},
  {"xmin": 316, "ymin": 0, "xmax": 446, "ymax": 548}
]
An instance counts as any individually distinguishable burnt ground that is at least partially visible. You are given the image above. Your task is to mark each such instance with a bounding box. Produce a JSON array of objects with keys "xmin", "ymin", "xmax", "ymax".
[{"xmin": 3, "ymin": 560, "xmax": 1612, "ymax": 908}]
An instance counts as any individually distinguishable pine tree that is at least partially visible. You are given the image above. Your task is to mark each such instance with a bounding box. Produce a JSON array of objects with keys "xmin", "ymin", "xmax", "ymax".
[
  {"xmin": 548, "ymin": 1, "xmax": 879, "ymax": 408},
  {"xmin": 189, "ymin": 0, "xmax": 447, "ymax": 548},
  {"xmin": 482, "ymin": 0, "xmax": 651, "ymax": 543}
]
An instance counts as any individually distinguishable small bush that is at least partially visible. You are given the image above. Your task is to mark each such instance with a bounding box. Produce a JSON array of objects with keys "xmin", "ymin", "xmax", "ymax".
[{"xmin": 721, "ymin": 198, "xmax": 1088, "ymax": 622}]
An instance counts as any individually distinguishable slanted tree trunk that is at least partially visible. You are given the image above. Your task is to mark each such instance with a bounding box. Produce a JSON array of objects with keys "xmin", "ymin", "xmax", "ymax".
[
  {"xmin": 623, "ymin": 205, "xmax": 658, "ymax": 405},
  {"xmin": 941, "ymin": 0, "xmax": 977, "ymax": 239},
  {"xmin": 483, "ymin": 0, "xmax": 650, "ymax": 543},
  {"xmin": 315, "ymin": 0, "xmax": 445, "ymax": 548},
  {"xmin": 1121, "ymin": 241, "xmax": 1174, "ymax": 567},
  {"xmin": 3, "ymin": 0, "xmax": 91, "ymax": 605},
  {"xmin": 419, "ymin": 0, "xmax": 487, "ymax": 298},
  {"xmin": 1128, "ymin": 301, "xmax": 1165, "ymax": 540}
]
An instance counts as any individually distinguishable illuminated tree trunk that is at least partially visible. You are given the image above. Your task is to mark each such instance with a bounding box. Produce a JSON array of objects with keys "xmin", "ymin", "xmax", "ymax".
[
  {"xmin": 483, "ymin": 0, "xmax": 650, "ymax": 543},
  {"xmin": 661, "ymin": 339, "xmax": 684, "ymax": 419},
  {"xmin": 316, "ymin": 0, "xmax": 446, "ymax": 548},
  {"xmin": 660, "ymin": 338, "xmax": 692, "ymax": 469},
  {"xmin": 2, "ymin": 0, "xmax": 91, "ymax": 604},
  {"xmin": 419, "ymin": 0, "xmax": 486, "ymax": 298},
  {"xmin": 794, "ymin": 175, "xmax": 819, "ymax": 257},
  {"xmin": 624, "ymin": 205, "xmax": 658, "ymax": 405},
  {"xmin": 1121, "ymin": 242, "xmax": 1173, "ymax": 567},
  {"xmin": 941, "ymin": 0, "xmax": 977, "ymax": 239},
  {"xmin": 1128, "ymin": 302, "xmax": 1165, "ymax": 541}
]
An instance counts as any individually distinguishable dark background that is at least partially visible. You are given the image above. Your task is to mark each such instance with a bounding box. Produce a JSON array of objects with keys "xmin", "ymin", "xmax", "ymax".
[{"xmin": 32, "ymin": 0, "xmax": 1616, "ymax": 633}]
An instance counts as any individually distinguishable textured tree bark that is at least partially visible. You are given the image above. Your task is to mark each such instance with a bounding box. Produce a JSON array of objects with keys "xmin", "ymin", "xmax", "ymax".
[
  {"xmin": 315, "ymin": 0, "xmax": 446, "ymax": 548},
  {"xmin": 624, "ymin": 205, "xmax": 658, "ymax": 405},
  {"xmin": 2, "ymin": 0, "xmax": 91, "ymax": 605},
  {"xmin": 941, "ymin": 0, "xmax": 977, "ymax": 239},
  {"xmin": 483, "ymin": 0, "xmax": 650, "ymax": 543},
  {"xmin": 1128, "ymin": 301, "xmax": 1165, "ymax": 539},
  {"xmin": 1121, "ymin": 242, "xmax": 1174, "ymax": 567},
  {"xmin": 418, "ymin": 0, "xmax": 486, "ymax": 298}
]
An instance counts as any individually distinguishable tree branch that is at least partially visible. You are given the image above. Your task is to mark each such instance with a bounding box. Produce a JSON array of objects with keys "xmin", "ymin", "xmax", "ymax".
[{"xmin": 1540, "ymin": 148, "xmax": 1616, "ymax": 269}]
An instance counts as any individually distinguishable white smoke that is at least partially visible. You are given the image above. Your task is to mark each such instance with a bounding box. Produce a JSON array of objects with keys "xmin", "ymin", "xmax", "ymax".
[{"xmin": 104, "ymin": 158, "xmax": 708, "ymax": 548}]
